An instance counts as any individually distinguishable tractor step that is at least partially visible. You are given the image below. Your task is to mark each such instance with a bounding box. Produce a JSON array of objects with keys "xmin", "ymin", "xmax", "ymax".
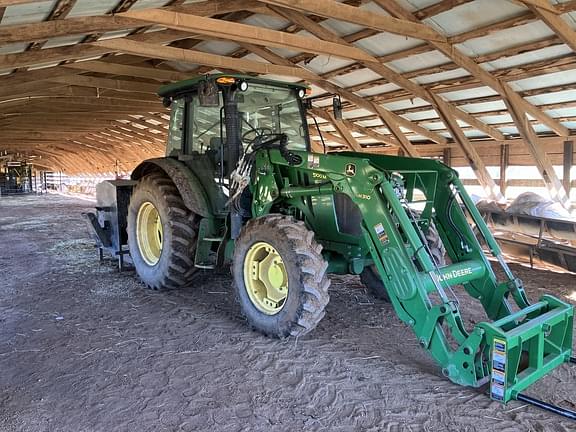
[
  {"xmin": 194, "ymin": 218, "xmax": 223, "ymax": 270},
  {"xmin": 477, "ymin": 295, "xmax": 574, "ymax": 403}
]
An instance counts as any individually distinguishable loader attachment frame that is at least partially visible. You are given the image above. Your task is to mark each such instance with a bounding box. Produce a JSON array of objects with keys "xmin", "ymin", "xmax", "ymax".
[{"xmin": 251, "ymin": 149, "xmax": 574, "ymax": 404}]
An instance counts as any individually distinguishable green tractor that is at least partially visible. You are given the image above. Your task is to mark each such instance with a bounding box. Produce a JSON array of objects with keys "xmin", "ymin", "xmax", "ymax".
[{"xmin": 89, "ymin": 74, "xmax": 575, "ymax": 415}]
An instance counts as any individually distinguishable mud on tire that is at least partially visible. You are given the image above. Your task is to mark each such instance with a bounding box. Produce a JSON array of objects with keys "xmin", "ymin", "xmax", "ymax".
[
  {"xmin": 127, "ymin": 173, "xmax": 198, "ymax": 290},
  {"xmin": 233, "ymin": 215, "xmax": 330, "ymax": 338}
]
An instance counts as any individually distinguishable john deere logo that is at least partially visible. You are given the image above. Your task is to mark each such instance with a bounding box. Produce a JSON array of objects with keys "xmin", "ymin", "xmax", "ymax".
[{"xmin": 345, "ymin": 163, "xmax": 356, "ymax": 177}]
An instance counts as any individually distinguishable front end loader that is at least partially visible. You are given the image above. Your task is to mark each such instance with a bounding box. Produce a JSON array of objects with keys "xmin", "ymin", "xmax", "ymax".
[{"xmin": 85, "ymin": 74, "xmax": 575, "ymax": 417}]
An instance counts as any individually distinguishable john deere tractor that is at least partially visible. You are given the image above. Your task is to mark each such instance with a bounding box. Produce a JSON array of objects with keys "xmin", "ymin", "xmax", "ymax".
[{"xmin": 87, "ymin": 74, "xmax": 575, "ymax": 415}]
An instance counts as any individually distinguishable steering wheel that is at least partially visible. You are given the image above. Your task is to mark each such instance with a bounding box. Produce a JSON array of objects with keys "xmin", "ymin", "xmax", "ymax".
[{"xmin": 241, "ymin": 127, "xmax": 274, "ymax": 145}]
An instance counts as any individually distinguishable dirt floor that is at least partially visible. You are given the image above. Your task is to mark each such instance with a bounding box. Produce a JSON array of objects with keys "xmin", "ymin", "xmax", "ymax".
[{"xmin": 0, "ymin": 194, "xmax": 575, "ymax": 432}]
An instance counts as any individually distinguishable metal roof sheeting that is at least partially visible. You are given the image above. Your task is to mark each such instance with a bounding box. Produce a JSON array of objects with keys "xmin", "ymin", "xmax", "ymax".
[{"xmin": 0, "ymin": 0, "xmax": 574, "ymax": 177}]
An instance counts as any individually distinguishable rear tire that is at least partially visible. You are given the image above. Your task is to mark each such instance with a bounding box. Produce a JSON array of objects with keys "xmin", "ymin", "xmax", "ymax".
[
  {"xmin": 360, "ymin": 265, "xmax": 389, "ymax": 301},
  {"xmin": 425, "ymin": 221, "xmax": 447, "ymax": 267},
  {"xmin": 127, "ymin": 173, "xmax": 198, "ymax": 290},
  {"xmin": 233, "ymin": 215, "xmax": 330, "ymax": 338}
]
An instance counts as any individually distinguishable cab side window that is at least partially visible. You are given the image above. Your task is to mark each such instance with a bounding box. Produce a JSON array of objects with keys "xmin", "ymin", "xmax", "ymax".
[
  {"xmin": 189, "ymin": 95, "xmax": 223, "ymax": 155},
  {"xmin": 166, "ymin": 98, "xmax": 184, "ymax": 156}
]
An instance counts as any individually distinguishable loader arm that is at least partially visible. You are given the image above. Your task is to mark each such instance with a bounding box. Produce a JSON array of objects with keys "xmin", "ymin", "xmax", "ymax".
[{"xmin": 250, "ymin": 148, "xmax": 574, "ymax": 404}]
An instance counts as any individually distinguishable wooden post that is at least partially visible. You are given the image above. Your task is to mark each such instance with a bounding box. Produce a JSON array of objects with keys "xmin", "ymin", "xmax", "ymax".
[
  {"xmin": 563, "ymin": 140, "xmax": 573, "ymax": 197},
  {"xmin": 443, "ymin": 147, "xmax": 451, "ymax": 166},
  {"xmin": 499, "ymin": 144, "xmax": 509, "ymax": 198}
]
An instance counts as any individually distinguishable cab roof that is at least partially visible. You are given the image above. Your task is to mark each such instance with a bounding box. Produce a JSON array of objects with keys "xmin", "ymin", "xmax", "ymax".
[{"xmin": 158, "ymin": 74, "xmax": 309, "ymax": 98}]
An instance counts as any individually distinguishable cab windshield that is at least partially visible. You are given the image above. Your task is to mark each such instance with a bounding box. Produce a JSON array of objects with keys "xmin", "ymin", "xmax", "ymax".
[
  {"xmin": 237, "ymin": 83, "xmax": 307, "ymax": 151},
  {"xmin": 168, "ymin": 81, "xmax": 308, "ymax": 157}
]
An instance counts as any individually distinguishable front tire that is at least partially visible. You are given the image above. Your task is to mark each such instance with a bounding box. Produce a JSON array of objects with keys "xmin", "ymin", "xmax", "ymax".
[
  {"xmin": 233, "ymin": 215, "xmax": 330, "ymax": 338},
  {"xmin": 127, "ymin": 173, "xmax": 198, "ymax": 290}
]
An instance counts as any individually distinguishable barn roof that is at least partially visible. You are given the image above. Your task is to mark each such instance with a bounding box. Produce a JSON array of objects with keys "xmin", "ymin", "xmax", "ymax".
[{"xmin": 0, "ymin": 0, "xmax": 574, "ymax": 202}]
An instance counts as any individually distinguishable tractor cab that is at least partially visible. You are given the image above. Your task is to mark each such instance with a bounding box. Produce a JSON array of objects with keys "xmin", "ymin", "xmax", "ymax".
[{"xmin": 158, "ymin": 74, "xmax": 310, "ymax": 216}]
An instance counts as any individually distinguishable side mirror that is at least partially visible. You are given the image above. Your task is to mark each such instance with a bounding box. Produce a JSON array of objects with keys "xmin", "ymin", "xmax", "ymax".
[
  {"xmin": 198, "ymin": 80, "xmax": 220, "ymax": 107},
  {"xmin": 162, "ymin": 96, "xmax": 172, "ymax": 108},
  {"xmin": 333, "ymin": 96, "xmax": 343, "ymax": 120}
]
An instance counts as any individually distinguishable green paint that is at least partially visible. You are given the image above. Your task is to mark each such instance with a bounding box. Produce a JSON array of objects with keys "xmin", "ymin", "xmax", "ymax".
[{"xmin": 149, "ymin": 74, "xmax": 573, "ymax": 403}]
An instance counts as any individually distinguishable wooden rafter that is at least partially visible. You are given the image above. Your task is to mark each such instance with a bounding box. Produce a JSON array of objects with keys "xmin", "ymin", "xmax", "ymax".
[
  {"xmin": 519, "ymin": 1, "xmax": 576, "ymax": 52},
  {"xmin": 268, "ymin": 5, "xmax": 503, "ymax": 199},
  {"xmin": 309, "ymin": 108, "xmax": 362, "ymax": 152},
  {"xmin": 0, "ymin": 0, "xmax": 46, "ymax": 5},
  {"xmin": 267, "ymin": 0, "xmax": 568, "ymax": 206},
  {"xmin": 92, "ymin": 38, "xmax": 317, "ymax": 81},
  {"xmin": 414, "ymin": 0, "xmax": 473, "ymax": 19},
  {"xmin": 0, "ymin": 0, "xmax": 574, "ymax": 178},
  {"xmin": 119, "ymin": 9, "xmax": 377, "ymax": 63},
  {"xmin": 256, "ymin": 0, "xmax": 444, "ymax": 42},
  {"xmin": 239, "ymin": 42, "xmax": 437, "ymax": 152},
  {"xmin": 381, "ymin": 2, "xmax": 567, "ymax": 135},
  {"xmin": 102, "ymin": 9, "xmax": 449, "ymax": 147}
]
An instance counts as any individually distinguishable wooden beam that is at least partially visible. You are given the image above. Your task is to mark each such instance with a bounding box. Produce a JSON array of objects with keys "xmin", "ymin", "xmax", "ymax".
[
  {"xmin": 341, "ymin": 120, "xmax": 398, "ymax": 147},
  {"xmin": 504, "ymin": 93, "xmax": 570, "ymax": 208},
  {"xmin": 93, "ymin": 39, "xmax": 317, "ymax": 81},
  {"xmin": 0, "ymin": 82, "xmax": 69, "ymax": 100},
  {"xmin": 367, "ymin": 0, "xmax": 572, "ymax": 205},
  {"xmin": 0, "ymin": 15, "xmax": 142, "ymax": 45},
  {"xmin": 0, "ymin": 0, "xmax": 263, "ymax": 45},
  {"xmin": 271, "ymin": 6, "xmax": 504, "ymax": 139},
  {"xmin": 515, "ymin": 0, "xmax": 561, "ymax": 14},
  {"xmin": 309, "ymin": 108, "xmax": 362, "ymax": 152},
  {"xmin": 522, "ymin": 2, "xmax": 576, "ymax": 52},
  {"xmin": 256, "ymin": 0, "xmax": 444, "ymax": 42},
  {"xmin": 373, "ymin": 0, "xmax": 569, "ymax": 138},
  {"xmin": 47, "ymin": 74, "xmax": 159, "ymax": 94},
  {"xmin": 270, "ymin": 6, "xmax": 504, "ymax": 141},
  {"xmin": 312, "ymin": 117, "xmax": 397, "ymax": 149},
  {"xmin": 62, "ymin": 61, "xmax": 190, "ymax": 82},
  {"xmin": 499, "ymin": 144, "xmax": 509, "ymax": 198},
  {"xmin": 0, "ymin": 27, "xmax": 202, "ymax": 71},
  {"xmin": 563, "ymin": 140, "xmax": 573, "ymax": 195},
  {"xmin": 167, "ymin": 0, "xmax": 265, "ymax": 17},
  {"xmin": 320, "ymin": 34, "xmax": 561, "ymax": 85},
  {"xmin": 443, "ymin": 147, "xmax": 451, "ymax": 166},
  {"xmin": 0, "ymin": 45, "xmax": 109, "ymax": 71},
  {"xmin": 120, "ymin": 9, "xmax": 376, "ymax": 63},
  {"xmin": 111, "ymin": 0, "xmax": 140, "ymax": 13},
  {"xmin": 414, "ymin": 0, "xmax": 472, "ymax": 19},
  {"xmin": 431, "ymin": 93, "xmax": 503, "ymax": 201},
  {"xmin": 0, "ymin": 0, "xmax": 45, "ymax": 6},
  {"xmin": 448, "ymin": 12, "xmax": 535, "ymax": 44},
  {"xmin": 308, "ymin": 125, "xmax": 348, "ymax": 148},
  {"xmin": 268, "ymin": 5, "xmax": 503, "ymax": 199},
  {"xmin": 239, "ymin": 42, "xmax": 437, "ymax": 153},
  {"xmin": 558, "ymin": 1, "xmax": 576, "ymax": 13}
]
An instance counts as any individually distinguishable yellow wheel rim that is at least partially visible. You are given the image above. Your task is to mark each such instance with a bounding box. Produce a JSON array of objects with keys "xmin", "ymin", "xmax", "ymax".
[
  {"xmin": 136, "ymin": 201, "xmax": 163, "ymax": 266},
  {"xmin": 243, "ymin": 242, "xmax": 288, "ymax": 315}
]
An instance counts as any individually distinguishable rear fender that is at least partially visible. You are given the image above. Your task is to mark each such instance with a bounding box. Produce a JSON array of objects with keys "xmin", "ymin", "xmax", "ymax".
[{"xmin": 131, "ymin": 158, "xmax": 211, "ymax": 218}]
